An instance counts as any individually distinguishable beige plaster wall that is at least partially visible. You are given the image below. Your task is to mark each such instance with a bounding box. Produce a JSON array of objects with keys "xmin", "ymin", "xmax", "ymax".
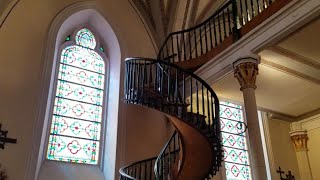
[
  {"xmin": 0, "ymin": 0, "xmax": 11, "ymax": 15},
  {"xmin": 299, "ymin": 114, "xmax": 320, "ymax": 180},
  {"xmin": 307, "ymin": 127, "xmax": 320, "ymax": 180},
  {"xmin": 0, "ymin": 0, "xmax": 161, "ymax": 179},
  {"xmin": 267, "ymin": 119, "xmax": 300, "ymax": 180}
]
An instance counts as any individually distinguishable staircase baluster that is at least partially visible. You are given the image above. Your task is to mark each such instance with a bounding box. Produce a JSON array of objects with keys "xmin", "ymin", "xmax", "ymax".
[
  {"xmin": 173, "ymin": 133, "xmax": 176, "ymax": 161},
  {"xmin": 190, "ymin": 78, "xmax": 193, "ymax": 122},
  {"xmin": 133, "ymin": 165, "xmax": 136, "ymax": 178},
  {"xmin": 213, "ymin": 17, "xmax": 218, "ymax": 46},
  {"xmin": 188, "ymin": 31, "xmax": 192, "ymax": 59},
  {"xmin": 263, "ymin": 0, "xmax": 267, "ymax": 9},
  {"xmin": 196, "ymin": 81, "xmax": 199, "ymax": 125},
  {"xmin": 143, "ymin": 161, "xmax": 147, "ymax": 180},
  {"xmin": 168, "ymin": 44, "xmax": 171, "ymax": 63},
  {"xmin": 194, "ymin": 30, "xmax": 198, "ymax": 57},
  {"xmin": 175, "ymin": 68, "xmax": 178, "ymax": 114},
  {"xmin": 204, "ymin": 24, "xmax": 209, "ymax": 53},
  {"xmin": 239, "ymin": 0, "xmax": 245, "ymax": 26},
  {"xmin": 214, "ymin": 94, "xmax": 220, "ymax": 136},
  {"xmin": 127, "ymin": 62, "xmax": 131, "ymax": 102},
  {"xmin": 160, "ymin": 64, "xmax": 164, "ymax": 96},
  {"xmin": 207, "ymin": 89, "xmax": 211, "ymax": 132},
  {"xmin": 222, "ymin": 9, "xmax": 227, "ymax": 38},
  {"xmin": 149, "ymin": 160, "xmax": 153, "ymax": 180},
  {"xmin": 227, "ymin": 5, "xmax": 232, "ymax": 35},
  {"xmin": 124, "ymin": 62, "xmax": 128, "ymax": 101},
  {"xmin": 245, "ymin": 0, "xmax": 250, "ymax": 22},
  {"xmin": 202, "ymin": 85, "xmax": 205, "ymax": 128},
  {"xmin": 256, "ymin": 0, "xmax": 261, "ymax": 13},
  {"xmin": 168, "ymin": 143, "xmax": 172, "ymax": 173},
  {"xmin": 181, "ymin": 33, "xmax": 186, "ymax": 61},
  {"xmin": 137, "ymin": 62, "xmax": 141, "ymax": 103},
  {"xmin": 139, "ymin": 162, "xmax": 142, "ymax": 179},
  {"xmin": 232, "ymin": 0, "xmax": 240, "ymax": 41},
  {"xmin": 177, "ymin": 35, "xmax": 181, "ymax": 62},
  {"xmin": 154, "ymin": 62, "xmax": 157, "ymax": 93},
  {"xmin": 171, "ymin": 36, "xmax": 175, "ymax": 62},
  {"xmin": 162, "ymin": 157, "xmax": 165, "ymax": 179},
  {"xmin": 211, "ymin": 94, "xmax": 215, "ymax": 135},
  {"xmin": 167, "ymin": 66, "xmax": 171, "ymax": 109},
  {"xmin": 182, "ymin": 73, "xmax": 186, "ymax": 118},
  {"xmin": 143, "ymin": 61, "xmax": 147, "ymax": 104},
  {"xmin": 200, "ymin": 28, "xmax": 203, "ymax": 55},
  {"xmin": 209, "ymin": 20, "xmax": 213, "ymax": 49},
  {"xmin": 251, "ymin": 0, "xmax": 255, "ymax": 17},
  {"xmin": 133, "ymin": 62, "xmax": 136, "ymax": 103},
  {"xmin": 218, "ymin": 13, "xmax": 222, "ymax": 43}
]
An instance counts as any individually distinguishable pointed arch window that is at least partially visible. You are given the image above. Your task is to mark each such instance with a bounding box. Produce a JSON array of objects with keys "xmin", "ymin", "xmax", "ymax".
[{"xmin": 46, "ymin": 28, "xmax": 106, "ymax": 165}]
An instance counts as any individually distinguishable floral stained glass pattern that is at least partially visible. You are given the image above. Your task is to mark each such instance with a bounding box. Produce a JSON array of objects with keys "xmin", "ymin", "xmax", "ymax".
[
  {"xmin": 75, "ymin": 28, "xmax": 97, "ymax": 49},
  {"xmin": 47, "ymin": 28, "xmax": 105, "ymax": 165},
  {"xmin": 220, "ymin": 102, "xmax": 252, "ymax": 180}
]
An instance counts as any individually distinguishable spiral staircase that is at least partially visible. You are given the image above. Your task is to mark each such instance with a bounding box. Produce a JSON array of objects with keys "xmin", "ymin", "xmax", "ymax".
[{"xmin": 119, "ymin": 0, "xmax": 292, "ymax": 179}]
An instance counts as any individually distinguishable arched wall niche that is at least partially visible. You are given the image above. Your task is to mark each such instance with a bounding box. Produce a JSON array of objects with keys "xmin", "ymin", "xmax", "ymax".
[{"xmin": 35, "ymin": 4, "xmax": 121, "ymax": 180}]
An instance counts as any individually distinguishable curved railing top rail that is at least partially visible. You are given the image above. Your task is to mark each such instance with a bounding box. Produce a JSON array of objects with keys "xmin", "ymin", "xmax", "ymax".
[
  {"xmin": 157, "ymin": 0, "xmax": 233, "ymax": 60},
  {"xmin": 125, "ymin": 57, "xmax": 220, "ymax": 104},
  {"xmin": 119, "ymin": 156, "xmax": 158, "ymax": 180},
  {"xmin": 157, "ymin": 0, "xmax": 281, "ymax": 64},
  {"xmin": 154, "ymin": 130, "xmax": 179, "ymax": 179}
]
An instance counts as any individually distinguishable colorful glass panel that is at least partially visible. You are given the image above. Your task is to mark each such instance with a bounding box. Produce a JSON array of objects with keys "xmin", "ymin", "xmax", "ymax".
[
  {"xmin": 75, "ymin": 28, "xmax": 96, "ymax": 49},
  {"xmin": 47, "ymin": 28, "xmax": 105, "ymax": 165},
  {"xmin": 225, "ymin": 162, "xmax": 251, "ymax": 180},
  {"xmin": 220, "ymin": 102, "xmax": 252, "ymax": 180}
]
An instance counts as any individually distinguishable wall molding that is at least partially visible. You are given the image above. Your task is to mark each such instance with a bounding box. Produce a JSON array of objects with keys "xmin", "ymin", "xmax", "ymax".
[
  {"xmin": 299, "ymin": 113, "xmax": 320, "ymax": 131},
  {"xmin": 269, "ymin": 46, "xmax": 320, "ymax": 71},
  {"xmin": 260, "ymin": 58, "xmax": 320, "ymax": 85}
]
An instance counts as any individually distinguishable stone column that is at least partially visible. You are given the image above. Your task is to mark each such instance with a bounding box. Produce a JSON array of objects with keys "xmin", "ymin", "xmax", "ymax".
[
  {"xmin": 290, "ymin": 123, "xmax": 313, "ymax": 180},
  {"xmin": 233, "ymin": 56, "xmax": 267, "ymax": 180}
]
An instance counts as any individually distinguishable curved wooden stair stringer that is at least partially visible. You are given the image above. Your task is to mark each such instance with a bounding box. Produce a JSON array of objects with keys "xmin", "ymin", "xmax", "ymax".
[{"xmin": 165, "ymin": 114, "xmax": 213, "ymax": 180}]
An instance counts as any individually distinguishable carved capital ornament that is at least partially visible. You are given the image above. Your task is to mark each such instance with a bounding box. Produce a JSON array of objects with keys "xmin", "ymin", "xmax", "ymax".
[
  {"xmin": 234, "ymin": 62, "xmax": 259, "ymax": 91},
  {"xmin": 291, "ymin": 134, "xmax": 308, "ymax": 152}
]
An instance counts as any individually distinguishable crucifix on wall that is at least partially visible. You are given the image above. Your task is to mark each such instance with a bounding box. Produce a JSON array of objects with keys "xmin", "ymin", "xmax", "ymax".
[{"xmin": 0, "ymin": 124, "xmax": 17, "ymax": 149}]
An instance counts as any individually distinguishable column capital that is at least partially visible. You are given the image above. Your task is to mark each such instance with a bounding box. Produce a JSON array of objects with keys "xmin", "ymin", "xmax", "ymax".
[
  {"xmin": 290, "ymin": 130, "xmax": 309, "ymax": 152},
  {"xmin": 233, "ymin": 56, "xmax": 260, "ymax": 91}
]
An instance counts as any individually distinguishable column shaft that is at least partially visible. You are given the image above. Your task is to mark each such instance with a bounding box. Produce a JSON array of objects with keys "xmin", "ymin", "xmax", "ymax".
[{"xmin": 243, "ymin": 88, "xmax": 267, "ymax": 180}]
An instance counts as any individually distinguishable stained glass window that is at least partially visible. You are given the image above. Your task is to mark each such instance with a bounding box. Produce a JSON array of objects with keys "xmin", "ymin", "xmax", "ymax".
[
  {"xmin": 47, "ymin": 28, "xmax": 105, "ymax": 165},
  {"xmin": 220, "ymin": 102, "xmax": 252, "ymax": 180}
]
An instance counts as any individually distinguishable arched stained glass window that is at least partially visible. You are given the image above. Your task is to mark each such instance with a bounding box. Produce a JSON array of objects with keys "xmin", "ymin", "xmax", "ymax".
[
  {"xmin": 220, "ymin": 102, "xmax": 252, "ymax": 180},
  {"xmin": 46, "ymin": 28, "xmax": 105, "ymax": 165}
]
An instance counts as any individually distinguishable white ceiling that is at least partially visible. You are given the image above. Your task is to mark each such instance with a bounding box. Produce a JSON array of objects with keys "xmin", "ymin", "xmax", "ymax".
[{"xmin": 212, "ymin": 17, "xmax": 320, "ymax": 121}]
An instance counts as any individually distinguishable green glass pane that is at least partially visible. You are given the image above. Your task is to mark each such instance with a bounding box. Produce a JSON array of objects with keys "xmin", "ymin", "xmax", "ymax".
[{"xmin": 65, "ymin": 35, "xmax": 71, "ymax": 42}]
